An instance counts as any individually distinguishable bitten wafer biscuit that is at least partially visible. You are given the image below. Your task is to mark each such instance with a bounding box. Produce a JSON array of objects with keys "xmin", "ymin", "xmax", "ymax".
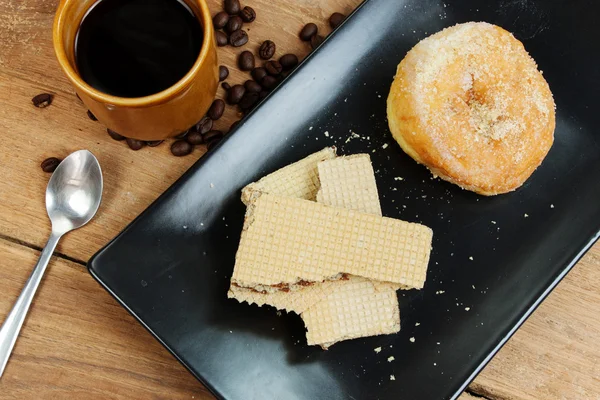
[
  {"xmin": 302, "ymin": 277, "xmax": 400, "ymax": 348},
  {"xmin": 317, "ymin": 154, "xmax": 382, "ymax": 215},
  {"xmin": 241, "ymin": 147, "xmax": 336, "ymax": 205},
  {"xmin": 232, "ymin": 193, "xmax": 433, "ymax": 289}
]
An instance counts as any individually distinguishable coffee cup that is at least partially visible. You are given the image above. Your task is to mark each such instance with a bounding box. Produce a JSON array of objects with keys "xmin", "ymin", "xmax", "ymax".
[{"xmin": 53, "ymin": 0, "xmax": 218, "ymax": 140}]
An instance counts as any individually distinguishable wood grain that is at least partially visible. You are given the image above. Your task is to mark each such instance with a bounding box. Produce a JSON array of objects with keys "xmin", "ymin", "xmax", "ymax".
[
  {"xmin": 469, "ymin": 246, "xmax": 600, "ymax": 400},
  {"xmin": 0, "ymin": 238, "xmax": 210, "ymax": 400},
  {"xmin": 0, "ymin": 0, "xmax": 598, "ymax": 399}
]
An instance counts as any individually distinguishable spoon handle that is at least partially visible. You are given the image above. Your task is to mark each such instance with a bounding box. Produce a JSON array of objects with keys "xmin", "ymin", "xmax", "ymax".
[{"xmin": 0, "ymin": 231, "xmax": 62, "ymax": 379}]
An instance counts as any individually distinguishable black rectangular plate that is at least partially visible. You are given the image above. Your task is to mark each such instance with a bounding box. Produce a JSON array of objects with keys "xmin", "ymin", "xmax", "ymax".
[{"xmin": 88, "ymin": 0, "xmax": 600, "ymax": 399}]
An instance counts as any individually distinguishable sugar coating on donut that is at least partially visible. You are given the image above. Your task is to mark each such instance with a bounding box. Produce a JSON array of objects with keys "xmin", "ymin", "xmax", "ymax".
[{"xmin": 387, "ymin": 22, "xmax": 555, "ymax": 195}]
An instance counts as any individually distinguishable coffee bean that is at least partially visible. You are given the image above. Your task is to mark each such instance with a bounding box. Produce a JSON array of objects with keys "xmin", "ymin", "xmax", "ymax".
[
  {"xmin": 219, "ymin": 65, "xmax": 229, "ymax": 81},
  {"xmin": 240, "ymin": 6, "xmax": 256, "ymax": 22},
  {"xmin": 251, "ymin": 67, "xmax": 268, "ymax": 82},
  {"xmin": 32, "ymin": 93, "xmax": 53, "ymax": 108},
  {"xmin": 171, "ymin": 140, "xmax": 193, "ymax": 156},
  {"xmin": 229, "ymin": 29, "xmax": 248, "ymax": 47},
  {"xmin": 207, "ymin": 136, "xmax": 223, "ymax": 151},
  {"xmin": 146, "ymin": 140, "xmax": 163, "ymax": 147},
  {"xmin": 226, "ymin": 15, "xmax": 243, "ymax": 33},
  {"xmin": 227, "ymin": 84, "xmax": 246, "ymax": 104},
  {"xmin": 224, "ymin": 0, "xmax": 240, "ymax": 15},
  {"xmin": 259, "ymin": 90, "xmax": 269, "ymax": 99},
  {"xmin": 86, "ymin": 110, "xmax": 97, "ymax": 121},
  {"xmin": 260, "ymin": 75, "xmax": 278, "ymax": 90},
  {"xmin": 175, "ymin": 129, "xmax": 190, "ymax": 139},
  {"xmin": 265, "ymin": 60, "xmax": 283, "ymax": 75},
  {"xmin": 310, "ymin": 34, "xmax": 324, "ymax": 49},
  {"xmin": 259, "ymin": 40, "xmax": 276, "ymax": 60},
  {"xmin": 207, "ymin": 99, "xmax": 225, "ymax": 120},
  {"xmin": 230, "ymin": 120, "xmax": 241, "ymax": 131},
  {"xmin": 203, "ymin": 130, "xmax": 224, "ymax": 142},
  {"xmin": 186, "ymin": 131, "xmax": 204, "ymax": 145},
  {"xmin": 244, "ymin": 80, "xmax": 262, "ymax": 93},
  {"xmin": 238, "ymin": 50, "xmax": 255, "ymax": 71},
  {"xmin": 329, "ymin": 12, "xmax": 345, "ymax": 29},
  {"xmin": 126, "ymin": 138, "xmax": 145, "ymax": 150},
  {"xmin": 281, "ymin": 70, "xmax": 291, "ymax": 79},
  {"xmin": 194, "ymin": 116, "xmax": 213, "ymax": 134},
  {"xmin": 107, "ymin": 128, "xmax": 125, "ymax": 141},
  {"xmin": 239, "ymin": 91, "xmax": 259, "ymax": 110},
  {"xmin": 213, "ymin": 11, "xmax": 229, "ymax": 29},
  {"xmin": 215, "ymin": 30, "xmax": 228, "ymax": 46},
  {"xmin": 222, "ymin": 82, "xmax": 231, "ymax": 91},
  {"xmin": 279, "ymin": 54, "xmax": 299, "ymax": 70},
  {"xmin": 41, "ymin": 157, "xmax": 61, "ymax": 173},
  {"xmin": 299, "ymin": 23, "xmax": 318, "ymax": 41}
]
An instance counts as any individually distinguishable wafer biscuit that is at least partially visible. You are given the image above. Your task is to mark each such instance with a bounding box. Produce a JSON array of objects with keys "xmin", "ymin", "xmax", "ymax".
[
  {"xmin": 241, "ymin": 147, "xmax": 336, "ymax": 205},
  {"xmin": 304, "ymin": 154, "xmax": 400, "ymax": 347},
  {"xmin": 315, "ymin": 153, "xmax": 399, "ymax": 291},
  {"xmin": 232, "ymin": 193, "xmax": 433, "ymax": 288},
  {"xmin": 230, "ymin": 153, "xmax": 399, "ymax": 314},
  {"xmin": 317, "ymin": 154, "xmax": 382, "ymax": 215},
  {"xmin": 302, "ymin": 277, "xmax": 400, "ymax": 348},
  {"xmin": 230, "ymin": 149, "xmax": 340, "ymax": 312}
]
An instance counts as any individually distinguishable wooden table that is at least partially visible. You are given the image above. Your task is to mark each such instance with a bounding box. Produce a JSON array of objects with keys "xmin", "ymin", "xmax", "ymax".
[{"xmin": 1, "ymin": 0, "xmax": 598, "ymax": 399}]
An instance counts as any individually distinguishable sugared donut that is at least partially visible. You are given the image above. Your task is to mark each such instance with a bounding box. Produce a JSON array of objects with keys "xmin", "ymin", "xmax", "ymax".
[{"xmin": 387, "ymin": 22, "xmax": 555, "ymax": 195}]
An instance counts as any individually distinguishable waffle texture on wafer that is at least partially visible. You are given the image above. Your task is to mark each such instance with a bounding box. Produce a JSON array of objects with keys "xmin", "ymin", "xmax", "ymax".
[
  {"xmin": 232, "ymin": 192, "xmax": 433, "ymax": 289},
  {"xmin": 317, "ymin": 154, "xmax": 382, "ymax": 215},
  {"xmin": 302, "ymin": 276, "xmax": 400, "ymax": 348},
  {"xmin": 232, "ymin": 151, "xmax": 405, "ymax": 314},
  {"xmin": 314, "ymin": 154, "xmax": 401, "ymax": 291},
  {"xmin": 228, "ymin": 150, "xmax": 433, "ymax": 348},
  {"xmin": 303, "ymin": 154, "xmax": 400, "ymax": 347},
  {"xmin": 241, "ymin": 147, "xmax": 336, "ymax": 205}
]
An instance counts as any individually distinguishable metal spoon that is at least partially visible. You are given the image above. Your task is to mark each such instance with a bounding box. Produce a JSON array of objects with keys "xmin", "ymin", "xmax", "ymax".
[{"xmin": 0, "ymin": 150, "xmax": 103, "ymax": 378}]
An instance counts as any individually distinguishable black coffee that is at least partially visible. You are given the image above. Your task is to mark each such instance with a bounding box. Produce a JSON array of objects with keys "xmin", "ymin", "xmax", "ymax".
[{"xmin": 75, "ymin": 0, "xmax": 203, "ymax": 98}]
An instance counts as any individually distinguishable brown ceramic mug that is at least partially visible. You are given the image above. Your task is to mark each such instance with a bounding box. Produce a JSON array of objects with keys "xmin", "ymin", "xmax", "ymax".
[{"xmin": 53, "ymin": 0, "xmax": 218, "ymax": 140}]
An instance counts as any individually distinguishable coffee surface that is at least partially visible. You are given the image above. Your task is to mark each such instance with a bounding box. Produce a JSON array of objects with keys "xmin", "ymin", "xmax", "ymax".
[{"xmin": 75, "ymin": 0, "xmax": 203, "ymax": 98}]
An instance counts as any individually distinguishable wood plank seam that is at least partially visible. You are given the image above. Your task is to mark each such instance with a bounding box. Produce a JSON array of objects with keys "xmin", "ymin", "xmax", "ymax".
[
  {"xmin": 0, "ymin": 232, "xmax": 86, "ymax": 266},
  {"xmin": 468, "ymin": 381, "xmax": 511, "ymax": 400},
  {"xmin": 465, "ymin": 387, "xmax": 498, "ymax": 400}
]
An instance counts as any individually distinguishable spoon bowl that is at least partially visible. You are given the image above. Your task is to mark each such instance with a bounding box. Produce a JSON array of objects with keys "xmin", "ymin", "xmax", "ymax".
[{"xmin": 46, "ymin": 150, "xmax": 103, "ymax": 234}]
